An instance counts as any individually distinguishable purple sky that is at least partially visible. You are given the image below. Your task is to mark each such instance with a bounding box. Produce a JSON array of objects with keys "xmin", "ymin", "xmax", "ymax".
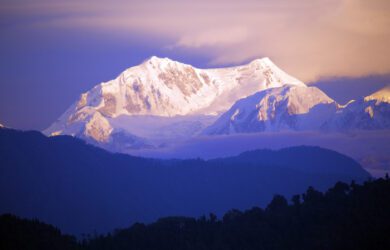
[{"xmin": 0, "ymin": 0, "xmax": 389, "ymax": 130}]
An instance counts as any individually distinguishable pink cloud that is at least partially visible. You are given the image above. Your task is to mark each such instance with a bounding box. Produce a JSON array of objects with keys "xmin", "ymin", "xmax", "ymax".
[{"xmin": 2, "ymin": 0, "xmax": 390, "ymax": 82}]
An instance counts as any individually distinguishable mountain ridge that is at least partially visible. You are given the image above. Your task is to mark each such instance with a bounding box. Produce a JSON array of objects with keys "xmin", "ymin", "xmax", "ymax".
[
  {"xmin": 44, "ymin": 56, "xmax": 306, "ymax": 147},
  {"xmin": 43, "ymin": 56, "xmax": 390, "ymax": 152},
  {"xmin": 0, "ymin": 128, "xmax": 370, "ymax": 235},
  {"xmin": 364, "ymin": 85, "xmax": 390, "ymax": 104},
  {"xmin": 205, "ymin": 84, "xmax": 390, "ymax": 134}
]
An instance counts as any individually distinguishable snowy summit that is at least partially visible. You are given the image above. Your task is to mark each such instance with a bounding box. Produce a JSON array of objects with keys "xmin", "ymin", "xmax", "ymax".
[
  {"xmin": 44, "ymin": 57, "xmax": 390, "ymax": 152},
  {"xmin": 45, "ymin": 56, "xmax": 305, "ymax": 144}
]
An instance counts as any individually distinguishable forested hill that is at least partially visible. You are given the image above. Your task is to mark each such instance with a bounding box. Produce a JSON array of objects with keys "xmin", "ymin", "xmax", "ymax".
[
  {"xmin": 1, "ymin": 177, "xmax": 390, "ymax": 250},
  {"xmin": 0, "ymin": 128, "xmax": 369, "ymax": 235},
  {"xmin": 85, "ymin": 177, "xmax": 390, "ymax": 250}
]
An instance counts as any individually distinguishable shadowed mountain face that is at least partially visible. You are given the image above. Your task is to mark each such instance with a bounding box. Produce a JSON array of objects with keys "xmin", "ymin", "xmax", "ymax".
[{"xmin": 0, "ymin": 128, "xmax": 370, "ymax": 235}]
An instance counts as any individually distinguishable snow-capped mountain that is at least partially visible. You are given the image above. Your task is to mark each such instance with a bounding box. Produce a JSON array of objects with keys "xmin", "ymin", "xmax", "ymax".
[
  {"xmin": 205, "ymin": 85, "xmax": 390, "ymax": 135},
  {"xmin": 44, "ymin": 55, "xmax": 390, "ymax": 152},
  {"xmin": 44, "ymin": 56, "xmax": 304, "ymax": 148},
  {"xmin": 322, "ymin": 86, "xmax": 390, "ymax": 130},
  {"xmin": 364, "ymin": 85, "xmax": 390, "ymax": 104},
  {"xmin": 203, "ymin": 85, "xmax": 337, "ymax": 134}
]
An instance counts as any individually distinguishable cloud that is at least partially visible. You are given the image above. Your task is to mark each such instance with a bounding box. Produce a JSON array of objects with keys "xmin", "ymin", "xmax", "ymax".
[
  {"xmin": 175, "ymin": 26, "xmax": 249, "ymax": 48},
  {"xmin": 2, "ymin": 0, "xmax": 390, "ymax": 82}
]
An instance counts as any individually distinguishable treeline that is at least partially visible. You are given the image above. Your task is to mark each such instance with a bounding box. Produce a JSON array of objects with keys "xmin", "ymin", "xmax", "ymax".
[
  {"xmin": 84, "ymin": 176, "xmax": 390, "ymax": 250},
  {"xmin": 0, "ymin": 214, "xmax": 80, "ymax": 250},
  {"xmin": 2, "ymin": 177, "xmax": 390, "ymax": 250},
  {"xmin": 0, "ymin": 128, "xmax": 370, "ymax": 234}
]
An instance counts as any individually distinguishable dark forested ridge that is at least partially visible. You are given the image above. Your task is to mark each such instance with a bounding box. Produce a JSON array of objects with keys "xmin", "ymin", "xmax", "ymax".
[
  {"xmin": 0, "ymin": 128, "xmax": 370, "ymax": 235},
  {"xmin": 85, "ymin": 177, "xmax": 390, "ymax": 250},
  {"xmin": 2, "ymin": 177, "xmax": 390, "ymax": 250},
  {"xmin": 0, "ymin": 214, "xmax": 81, "ymax": 250}
]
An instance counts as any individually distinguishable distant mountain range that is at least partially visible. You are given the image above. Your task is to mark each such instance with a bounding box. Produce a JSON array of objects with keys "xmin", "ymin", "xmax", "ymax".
[
  {"xmin": 0, "ymin": 128, "xmax": 369, "ymax": 235},
  {"xmin": 44, "ymin": 56, "xmax": 304, "ymax": 143},
  {"xmin": 43, "ymin": 57, "xmax": 390, "ymax": 152},
  {"xmin": 205, "ymin": 85, "xmax": 390, "ymax": 134}
]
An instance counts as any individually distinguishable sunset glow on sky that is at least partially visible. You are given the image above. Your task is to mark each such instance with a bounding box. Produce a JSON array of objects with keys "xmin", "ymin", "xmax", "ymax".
[{"xmin": 0, "ymin": 0, "xmax": 389, "ymax": 129}]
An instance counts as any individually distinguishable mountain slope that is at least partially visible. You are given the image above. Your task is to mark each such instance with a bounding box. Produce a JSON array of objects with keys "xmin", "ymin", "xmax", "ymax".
[
  {"xmin": 0, "ymin": 214, "xmax": 79, "ymax": 250},
  {"xmin": 204, "ymin": 85, "xmax": 336, "ymax": 134},
  {"xmin": 364, "ymin": 85, "xmax": 390, "ymax": 104},
  {"xmin": 44, "ymin": 56, "xmax": 304, "ymax": 146},
  {"xmin": 322, "ymin": 85, "xmax": 390, "ymax": 130},
  {"xmin": 84, "ymin": 178, "xmax": 390, "ymax": 250},
  {"xmin": 205, "ymin": 84, "xmax": 390, "ymax": 135},
  {"xmin": 43, "ymin": 56, "xmax": 390, "ymax": 152},
  {"xmin": 0, "ymin": 128, "xmax": 369, "ymax": 235}
]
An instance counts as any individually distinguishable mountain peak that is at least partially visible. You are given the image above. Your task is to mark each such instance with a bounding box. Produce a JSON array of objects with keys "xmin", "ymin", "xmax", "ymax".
[
  {"xmin": 248, "ymin": 57, "xmax": 305, "ymax": 88},
  {"xmin": 203, "ymin": 85, "xmax": 334, "ymax": 134},
  {"xmin": 365, "ymin": 85, "xmax": 390, "ymax": 104},
  {"xmin": 139, "ymin": 56, "xmax": 190, "ymax": 72},
  {"xmin": 146, "ymin": 55, "xmax": 169, "ymax": 62},
  {"xmin": 250, "ymin": 57, "xmax": 272, "ymax": 64},
  {"xmin": 45, "ymin": 56, "xmax": 307, "ymax": 144},
  {"xmin": 143, "ymin": 56, "xmax": 176, "ymax": 66}
]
